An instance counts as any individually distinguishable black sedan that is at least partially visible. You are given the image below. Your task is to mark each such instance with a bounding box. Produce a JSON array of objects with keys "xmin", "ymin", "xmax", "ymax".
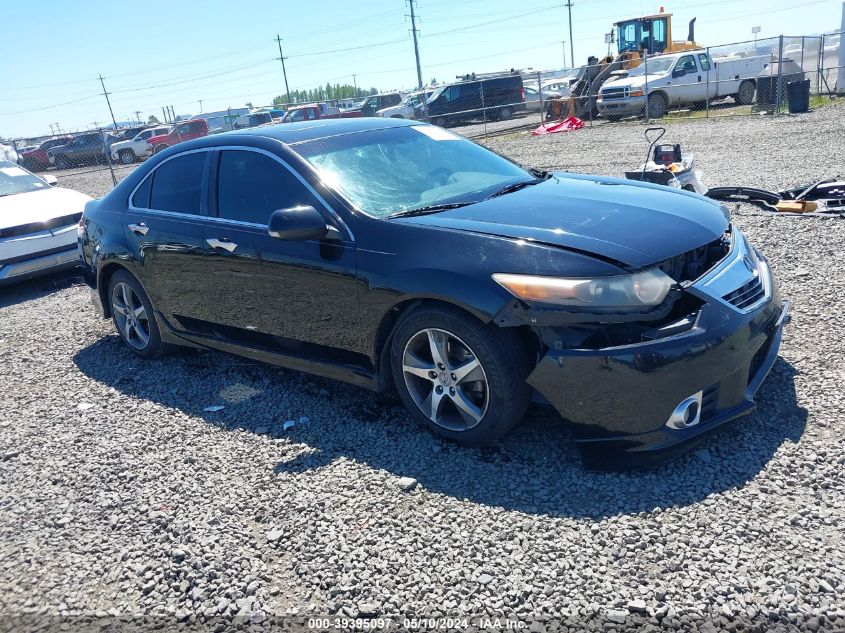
[{"xmin": 78, "ymin": 118, "xmax": 789, "ymax": 470}]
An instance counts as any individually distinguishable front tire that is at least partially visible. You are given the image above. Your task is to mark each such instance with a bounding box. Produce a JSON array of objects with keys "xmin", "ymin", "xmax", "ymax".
[
  {"xmin": 432, "ymin": 116, "xmax": 448, "ymax": 127},
  {"xmin": 389, "ymin": 306, "xmax": 531, "ymax": 446},
  {"xmin": 108, "ymin": 270, "xmax": 170, "ymax": 359},
  {"xmin": 118, "ymin": 149, "xmax": 135, "ymax": 164},
  {"xmin": 646, "ymin": 92, "xmax": 668, "ymax": 119},
  {"xmin": 152, "ymin": 144, "xmax": 169, "ymax": 154},
  {"xmin": 55, "ymin": 155, "xmax": 70, "ymax": 170},
  {"xmin": 499, "ymin": 106, "xmax": 514, "ymax": 120}
]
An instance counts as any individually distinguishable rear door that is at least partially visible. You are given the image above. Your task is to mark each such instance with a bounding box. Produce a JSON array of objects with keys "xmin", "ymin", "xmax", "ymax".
[
  {"xmin": 126, "ymin": 149, "xmax": 213, "ymax": 329},
  {"xmin": 202, "ymin": 147, "xmax": 359, "ymax": 354}
]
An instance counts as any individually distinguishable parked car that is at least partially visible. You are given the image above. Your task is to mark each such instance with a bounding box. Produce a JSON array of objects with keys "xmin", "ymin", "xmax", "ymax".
[
  {"xmin": 1, "ymin": 143, "xmax": 19, "ymax": 163},
  {"xmin": 147, "ymin": 119, "xmax": 209, "ymax": 155},
  {"xmin": 78, "ymin": 118, "xmax": 788, "ymax": 470},
  {"xmin": 280, "ymin": 103, "xmax": 362, "ymax": 122},
  {"xmin": 191, "ymin": 109, "xmax": 249, "ymax": 134},
  {"xmin": 109, "ymin": 126, "xmax": 173, "ymax": 164},
  {"xmin": 233, "ymin": 111, "xmax": 279, "ymax": 129},
  {"xmin": 47, "ymin": 132, "xmax": 109, "ymax": 169},
  {"xmin": 342, "ymin": 92, "xmax": 404, "ymax": 117},
  {"xmin": 523, "ymin": 85, "xmax": 562, "ymax": 112},
  {"xmin": 425, "ymin": 75, "xmax": 526, "ymax": 127},
  {"xmin": 377, "ymin": 90, "xmax": 433, "ymax": 119},
  {"xmin": 0, "ymin": 159, "xmax": 91, "ymax": 284},
  {"xmin": 597, "ymin": 50, "xmax": 767, "ymax": 120},
  {"xmin": 19, "ymin": 136, "xmax": 73, "ymax": 171}
]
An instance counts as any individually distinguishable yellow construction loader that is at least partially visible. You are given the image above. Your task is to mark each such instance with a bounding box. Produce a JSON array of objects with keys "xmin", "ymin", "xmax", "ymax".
[{"xmin": 555, "ymin": 9, "xmax": 701, "ymax": 119}]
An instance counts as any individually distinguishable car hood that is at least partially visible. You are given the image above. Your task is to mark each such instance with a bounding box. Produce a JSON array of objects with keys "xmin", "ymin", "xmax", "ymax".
[
  {"xmin": 0, "ymin": 186, "xmax": 92, "ymax": 229},
  {"xmin": 110, "ymin": 139, "xmax": 133, "ymax": 151},
  {"xmin": 604, "ymin": 72, "xmax": 668, "ymax": 90},
  {"xmin": 397, "ymin": 173, "xmax": 728, "ymax": 268}
]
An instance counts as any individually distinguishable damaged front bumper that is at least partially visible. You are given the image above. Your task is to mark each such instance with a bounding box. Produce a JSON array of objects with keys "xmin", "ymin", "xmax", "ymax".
[{"xmin": 524, "ymin": 233, "xmax": 789, "ymax": 470}]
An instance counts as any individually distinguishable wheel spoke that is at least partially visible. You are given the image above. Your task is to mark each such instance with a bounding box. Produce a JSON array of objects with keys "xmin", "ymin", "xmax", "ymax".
[
  {"xmin": 427, "ymin": 329, "xmax": 449, "ymax": 368},
  {"xmin": 422, "ymin": 388, "xmax": 446, "ymax": 422},
  {"xmin": 133, "ymin": 304, "xmax": 146, "ymax": 319},
  {"xmin": 451, "ymin": 389, "xmax": 483, "ymax": 425},
  {"xmin": 111, "ymin": 301, "xmax": 125, "ymax": 317},
  {"xmin": 120, "ymin": 284, "xmax": 132, "ymax": 312},
  {"xmin": 121, "ymin": 318, "xmax": 133, "ymax": 341},
  {"xmin": 452, "ymin": 357, "xmax": 481, "ymax": 384},
  {"xmin": 132, "ymin": 322, "xmax": 149, "ymax": 347},
  {"xmin": 403, "ymin": 351, "xmax": 435, "ymax": 379}
]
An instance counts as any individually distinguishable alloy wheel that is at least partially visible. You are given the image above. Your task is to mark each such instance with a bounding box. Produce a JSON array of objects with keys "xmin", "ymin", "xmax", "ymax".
[
  {"xmin": 120, "ymin": 150, "xmax": 134, "ymax": 165},
  {"xmin": 112, "ymin": 282, "xmax": 150, "ymax": 350},
  {"xmin": 401, "ymin": 328, "xmax": 489, "ymax": 431}
]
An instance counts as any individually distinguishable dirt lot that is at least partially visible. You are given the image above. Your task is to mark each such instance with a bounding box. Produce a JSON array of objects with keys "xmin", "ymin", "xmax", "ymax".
[{"xmin": 2, "ymin": 105, "xmax": 844, "ymax": 631}]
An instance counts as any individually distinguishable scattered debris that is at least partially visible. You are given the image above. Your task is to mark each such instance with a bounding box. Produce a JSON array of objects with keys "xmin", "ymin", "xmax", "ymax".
[
  {"xmin": 266, "ymin": 528, "xmax": 284, "ymax": 542},
  {"xmin": 76, "ymin": 402, "xmax": 95, "ymax": 411},
  {"xmin": 532, "ymin": 116, "xmax": 584, "ymax": 135},
  {"xmin": 397, "ymin": 476, "xmax": 418, "ymax": 492},
  {"xmin": 203, "ymin": 405, "xmax": 225, "ymax": 412},
  {"xmin": 624, "ymin": 127, "xmax": 707, "ymax": 194}
]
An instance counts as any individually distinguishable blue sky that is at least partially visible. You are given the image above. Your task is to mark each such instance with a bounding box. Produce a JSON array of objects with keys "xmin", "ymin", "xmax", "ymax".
[{"xmin": 3, "ymin": 0, "xmax": 842, "ymax": 138}]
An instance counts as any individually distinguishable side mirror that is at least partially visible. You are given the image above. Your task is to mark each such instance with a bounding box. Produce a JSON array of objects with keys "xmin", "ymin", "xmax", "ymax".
[
  {"xmin": 672, "ymin": 67, "xmax": 687, "ymax": 78},
  {"xmin": 42, "ymin": 174, "xmax": 58, "ymax": 186},
  {"xmin": 268, "ymin": 205, "xmax": 330, "ymax": 241}
]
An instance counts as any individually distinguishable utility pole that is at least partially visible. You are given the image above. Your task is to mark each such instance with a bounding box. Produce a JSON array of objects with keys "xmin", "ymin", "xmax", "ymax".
[
  {"xmin": 162, "ymin": 107, "xmax": 168, "ymax": 123},
  {"xmin": 408, "ymin": 0, "xmax": 424, "ymax": 90},
  {"xmin": 561, "ymin": 41, "xmax": 567, "ymax": 68},
  {"xmin": 54, "ymin": 122, "xmax": 61, "ymax": 133},
  {"xmin": 134, "ymin": 110, "xmax": 142, "ymax": 123},
  {"xmin": 169, "ymin": 106, "xmax": 176, "ymax": 121},
  {"xmin": 276, "ymin": 34, "xmax": 292, "ymax": 105},
  {"xmin": 98, "ymin": 74, "xmax": 118, "ymax": 130},
  {"xmin": 198, "ymin": 100, "xmax": 203, "ymax": 113},
  {"xmin": 565, "ymin": 1, "xmax": 575, "ymax": 68},
  {"xmin": 352, "ymin": 74, "xmax": 358, "ymax": 98},
  {"xmin": 49, "ymin": 123, "xmax": 55, "ymax": 135}
]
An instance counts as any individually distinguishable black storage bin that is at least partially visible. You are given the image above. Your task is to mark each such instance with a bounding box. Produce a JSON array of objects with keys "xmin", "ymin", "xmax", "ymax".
[
  {"xmin": 756, "ymin": 59, "xmax": 804, "ymax": 108},
  {"xmin": 787, "ymin": 79, "xmax": 811, "ymax": 113}
]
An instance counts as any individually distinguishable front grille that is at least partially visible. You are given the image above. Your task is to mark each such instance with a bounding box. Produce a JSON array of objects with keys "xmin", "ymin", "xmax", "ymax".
[
  {"xmin": 723, "ymin": 276, "xmax": 765, "ymax": 310},
  {"xmin": 0, "ymin": 212, "xmax": 82, "ymax": 239},
  {"xmin": 658, "ymin": 233, "xmax": 731, "ymax": 283},
  {"xmin": 601, "ymin": 87, "xmax": 628, "ymax": 100}
]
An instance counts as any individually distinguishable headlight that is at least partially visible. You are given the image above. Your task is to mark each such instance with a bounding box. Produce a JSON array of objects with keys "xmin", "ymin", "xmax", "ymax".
[
  {"xmin": 629, "ymin": 89, "xmax": 644, "ymax": 97},
  {"xmin": 492, "ymin": 269, "xmax": 675, "ymax": 308}
]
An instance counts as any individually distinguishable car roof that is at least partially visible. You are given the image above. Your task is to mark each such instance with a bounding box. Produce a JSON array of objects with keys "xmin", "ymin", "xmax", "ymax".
[{"xmin": 232, "ymin": 117, "xmax": 419, "ymax": 144}]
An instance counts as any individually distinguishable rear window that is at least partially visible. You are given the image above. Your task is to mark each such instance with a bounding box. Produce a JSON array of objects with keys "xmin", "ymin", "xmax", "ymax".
[{"xmin": 149, "ymin": 152, "xmax": 206, "ymax": 214}]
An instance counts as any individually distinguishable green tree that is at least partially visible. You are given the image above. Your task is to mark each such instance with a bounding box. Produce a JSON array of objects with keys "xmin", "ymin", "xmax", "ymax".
[{"xmin": 147, "ymin": 115, "xmax": 160, "ymax": 124}]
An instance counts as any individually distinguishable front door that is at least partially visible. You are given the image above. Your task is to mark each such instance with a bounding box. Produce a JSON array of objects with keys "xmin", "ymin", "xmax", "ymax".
[
  {"xmin": 672, "ymin": 55, "xmax": 708, "ymax": 104},
  {"xmin": 202, "ymin": 148, "xmax": 359, "ymax": 357}
]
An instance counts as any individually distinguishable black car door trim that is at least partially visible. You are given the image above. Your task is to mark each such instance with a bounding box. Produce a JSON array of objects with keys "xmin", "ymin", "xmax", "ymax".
[
  {"xmin": 206, "ymin": 145, "xmax": 355, "ymax": 241},
  {"xmin": 126, "ymin": 148, "xmax": 213, "ymax": 218}
]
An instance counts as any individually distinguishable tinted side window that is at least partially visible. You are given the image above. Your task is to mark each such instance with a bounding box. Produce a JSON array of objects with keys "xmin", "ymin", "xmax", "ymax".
[
  {"xmin": 132, "ymin": 175, "xmax": 152, "ymax": 208},
  {"xmin": 217, "ymin": 150, "xmax": 318, "ymax": 225},
  {"xmin": 150, "ymin": 152, "xmax": 206, "ymax": 214},
  {"xmin": 698, "ymin": 53, "xmax": 711, "ymax": 71},
  {"xmin": 677, "ymin": 55, "xmax": 697, "ymax": 73}
]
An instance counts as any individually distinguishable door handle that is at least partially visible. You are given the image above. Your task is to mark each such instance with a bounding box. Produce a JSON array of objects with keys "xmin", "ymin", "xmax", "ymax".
[
  {"xmin": 128, "ymin": 223, "xmax": 149, "ymax": 235},
  {"xmin": 206, "ymin": 238, "xmax": 237, "ymax": 252}
]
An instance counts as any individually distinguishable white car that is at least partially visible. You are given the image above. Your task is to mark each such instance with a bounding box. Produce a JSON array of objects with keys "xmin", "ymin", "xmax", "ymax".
[
  {"xmin": 377, "ymin": 90, "xmax": 433, "ymax": 119},
  {"xmin": 523, "ymin": 85, "xmax": 562, "ymax": 112},
  {"xmin": 0, "ymin": 160, "xmax": 92, "ymax": 284},
  {"xmin": 109, "ymin": 126, "xmax": 172, "ymax": 165}
]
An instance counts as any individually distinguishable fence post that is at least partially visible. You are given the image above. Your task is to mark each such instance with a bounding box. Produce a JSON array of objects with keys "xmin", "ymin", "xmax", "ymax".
[
  {"xmin": 818, "ymin": 35, "xmax": 824, "ymax": 96},
  {"xmin": 800, "ymin": 36, "xmax": 805, "ymax": 71},
  {"xmin": 537, "ymin": 71, "xmax": 544, "ymax": 125},
  {"xmin": 705, "ymin": 46, "xmax": 711, "ymax": 118},
  {"xmin": 100, "ymin": 129, "xmax": 117, "ymax": 187},
  {"xmin": 643, "ymin": 53, "xmax": 650, "ymax": 123},
  {"xmin": 774, "ymin": 35, "xmax": 784, "ymax": 115},
  {"xmin": 480, "ymin": 79, "xmax": 487, "ymax": 140}
]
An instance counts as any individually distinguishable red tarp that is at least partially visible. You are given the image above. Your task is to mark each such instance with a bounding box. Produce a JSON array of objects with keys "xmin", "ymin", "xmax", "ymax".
[{"xmin": 532, "ymin": 116, "xmax": 584, "ymax": 136}]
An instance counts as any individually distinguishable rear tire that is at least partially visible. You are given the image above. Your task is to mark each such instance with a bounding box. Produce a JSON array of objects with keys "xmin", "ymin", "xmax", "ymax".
[
  {"xmin": 55, "ymin": 155, "xmax": 70, "ymax": 170},
  {"xmin": 118, "ymin": 149, "xmax": 135, "ymax": 164},
  {"xmin": 735, "ymin": 80, "xmax": 756, "ymax": 106},
  {"xmin": 499, "ymin": 106, "xmax": 514, "ymax": 120},
  {"xmin": 108, "ymin": 270, "xmax": 171, "ymax": 359},
  {"xmin": 153, "ymin": 144, "xmax": 169, "ymax": 154},
  {"xmin": 432, "ymin": 116, "xmax": 448, "ymax": 128},
  {"xmin": 389, "ymin": 305, "xmax": 532, "ymax": 447}
]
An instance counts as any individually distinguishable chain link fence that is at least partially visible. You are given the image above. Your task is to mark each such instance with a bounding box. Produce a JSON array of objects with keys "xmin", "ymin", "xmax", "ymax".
[{"xmin": 2, "ymin": 30, "xmax": 841, "ymax": 192}]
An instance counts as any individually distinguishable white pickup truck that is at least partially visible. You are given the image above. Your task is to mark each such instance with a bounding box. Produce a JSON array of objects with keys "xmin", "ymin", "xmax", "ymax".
[{"xmin": 597, "ymin": 50, "xmax": 768, "ymax": 120}]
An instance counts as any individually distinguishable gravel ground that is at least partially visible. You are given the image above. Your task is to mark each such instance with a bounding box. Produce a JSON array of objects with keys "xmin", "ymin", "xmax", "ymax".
[{"xmin": 2, "ymin": 106, "xmax": 844, "ymax": 631}]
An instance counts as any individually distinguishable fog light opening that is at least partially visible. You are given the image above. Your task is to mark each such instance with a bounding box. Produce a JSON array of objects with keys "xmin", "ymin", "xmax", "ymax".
[{"xmin": 666, "ymin": 391, "xmax": 703, "ymax": 430}]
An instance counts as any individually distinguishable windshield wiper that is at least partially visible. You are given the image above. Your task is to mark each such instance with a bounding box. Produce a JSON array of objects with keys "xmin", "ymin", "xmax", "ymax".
[
  {"xmin": 387, "ymin": 202, "xmax": 476, "ymax": 219},
  {"xmin": 486, "ymin": 178, "xmax": 545, "ymax": 199}
]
